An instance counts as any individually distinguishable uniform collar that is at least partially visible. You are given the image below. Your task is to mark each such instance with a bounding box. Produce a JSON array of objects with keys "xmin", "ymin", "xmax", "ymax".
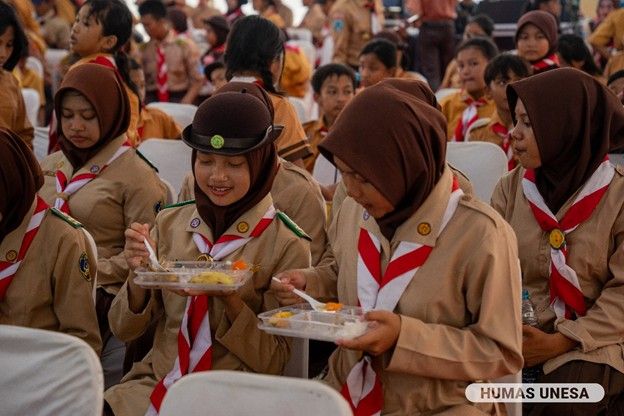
[
  {"xmin": 360, "ymin": 166, "xmax": 456, "ymax": 248},
  {"xmin": 0, "ymin": 197, "xmax": 37, "ymax": 262},
  {"xmin": 185, "ymin": 193, "xmax": 274, "ymax": 241},
  {"xmin": 57, "ymin": 134, "xmax": 128, "ymax": 178}
]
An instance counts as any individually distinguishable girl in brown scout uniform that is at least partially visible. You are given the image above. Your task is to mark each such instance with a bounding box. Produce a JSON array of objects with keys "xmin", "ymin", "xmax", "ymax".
[
  {"xmin": 491, "ymin": 68, "xmax": 624, "ymax": 415},
  {"xmin": 38, "ymin": 63, "xmax": 168, "ymax": 388},
  {"xmin": 104, "ymin": 88, "xmax": 312, "ymax": 416},
  {"xmin": 0, "ymin": 128, "xmax": 100, "ymax": 354},
  {"xmin": 273, "ymin": 81, "xmax": 523, "ymax": 415}
]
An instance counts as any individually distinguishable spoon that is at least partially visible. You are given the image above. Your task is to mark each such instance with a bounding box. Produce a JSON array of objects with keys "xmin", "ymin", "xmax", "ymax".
[
  {"xmin": 144, "ymin": 237, "xmax": 167, "ymax": 272},
  {"xmin": 272, "ymin": 276, "xmax": 326, "ymax": 312}
]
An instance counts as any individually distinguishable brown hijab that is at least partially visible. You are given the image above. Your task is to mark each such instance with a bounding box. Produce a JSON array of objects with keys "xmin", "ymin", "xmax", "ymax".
[
  {"xmin": 0, "ymin": 129, "xmax": 44, "ymax": 241},
  {"xmin": 515, "ymin": 10, "xmax": 559, "ymax": 58},
  {"xmin": 318, "ymin": 82, "xmax": 447, "ymax": 240},
  {"xmin": 507, "ymin": 67, "xmax": 624, "ymax": 213},
  {"xmin": 189, "ymin": 86, "xmax": 279, "ymax": 240},
  {"xmin": 54, "ymin": 63, "xmax": 130, "ymax": 170},
  {"xmin": 378, "ymin": 78, "xmax": 440, "ymax": 110}
]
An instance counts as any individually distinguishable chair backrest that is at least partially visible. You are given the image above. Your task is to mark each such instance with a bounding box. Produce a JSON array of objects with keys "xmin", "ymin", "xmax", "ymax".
[
  {"xmin": 137, "ymin": 139, "xmax": 193, "ymax": 194},
  {"xmin": 287, "ymin": 96, "xmax": 309, "ymax": 124},
  {"xmin": 159, "ymin": 371, "xmax": 353, "ymax": 416},
  {"xmin": 21, "ymin": 88, "xmax": 40, "ymax": 127},
  {"xmin": 33, "ymin": 126, "xmax": 49, "ymax": 161},
  {"xmin": 0, "ymin": 325, "xmax": 103, "ymax": 416},
  {"xmin": 312, "ymin": 153, "xmax": 342, "ymax": 186},
  {"xmin": 446, "ymin": 141, "xmax": 507, "ymax": 202},
  {"xmin": 435, "ymin": 87, "xmax": 460, "ymax": 102},
  {"xmin": 26, "ymin": 56, "xmax": 44, "ymax": 79},
  {"xmin": 146, "ymin": 102, "xmax": 198, "ymax": 129}
]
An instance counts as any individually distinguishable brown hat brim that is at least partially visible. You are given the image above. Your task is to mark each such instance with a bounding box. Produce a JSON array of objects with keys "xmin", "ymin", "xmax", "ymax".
[{"xmin": 182, "ymin": 124, "xmax": 283, "ymax": 155}]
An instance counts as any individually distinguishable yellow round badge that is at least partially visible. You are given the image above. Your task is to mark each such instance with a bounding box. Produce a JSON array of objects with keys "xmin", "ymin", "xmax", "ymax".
[
  {"xmin": 417, "ymin": 222, "xmax": 431, "ymax": 236},
  {"xmin": 6, "ymin": 250, "xmax": 17, "ymax": 262},
  {"xmin": 197, "ymin": 253, "xmax": 214, "ymax": 263},
  {"xmin": 237, "ymin": 221, "xmax": 250, "ymax": 233},
  {"xmin": 549, "ymin": 229, "xmax": 565, "ymax": 250},
  {"xmin": 210, "ymin": 134, "xmax": 225, "ymax": 149}
]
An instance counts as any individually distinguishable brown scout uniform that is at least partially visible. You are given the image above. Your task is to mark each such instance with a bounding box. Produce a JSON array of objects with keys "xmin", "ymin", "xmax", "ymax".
[
  {"xmin": 0, "ymin": 70, "xmax": 34, "ymax": 148},
  {"xmin": 178, "ymin": 159, "xmax": 327, "ymax": 265},
  {"xmin": 269, "ymin": 93, "xmax": 313, "ymax": 162},
  {"xmin": 140, "ymin": 31, "xmax": 204, "ymax": 98},
  {"xmin": 439, "ymin": 90, "xmax": 496, "ymax": 141},
  {"xmin": 302, "ymin": 117, "xmax": 327, "ymax": 172},
  {"xmin": 104, "ymin": 194, "xmax": 311, "ymax": 416},
  {"xmin": 491, "ymin": 165, "xmax": 624, "ymax": 376},
  {"xmin": 329, "ymin": 0, "xmax": 384, "ymax": 68},
  {"xmin": 137, "ymin": 106, "xmax": 182, "ymax": 142},
  {"xmin": 305, "ymin": 168, "xmax": 523, "ymax": 415},
  {"xmin": 39, "ymin": 135, "xmax": 169, "ymax": 295},
  {"xmin": 299, "ymin": 4, "xmax": 327, "ymax": 45},
  {"xmin": 0, "ymin": 199, "xmax": 101, "ymax": 354}
]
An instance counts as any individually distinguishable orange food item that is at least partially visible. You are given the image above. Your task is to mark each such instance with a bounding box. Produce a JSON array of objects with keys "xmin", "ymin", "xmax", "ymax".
[
  {"xmin": 231, "ymin": 260, "xmax": 248, "ymax": 270},
  {"xmin": 324, "ymin": 302, "xmax": 343, "ymax": 312}
]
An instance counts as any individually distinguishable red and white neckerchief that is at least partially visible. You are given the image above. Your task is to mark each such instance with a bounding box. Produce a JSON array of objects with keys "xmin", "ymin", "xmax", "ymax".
[
  {"xmin": 54, "ymin": 141, "xmax": 132, "ymax": 214},
  {"xmin": 0, "ymin": 196, "xmax": 49, "ymax": 300},
  {"xmin": 453, "ymin": 95, "xmax": 487, "ymax": 142},
  {"xmin": 145, "ymin": 205, "xmax": 277, "ymax": 415},
  {"xmin": 156, "ymin": 45, "xmax": 169, "ymax": 102},
  {"xmin": 491, "ymin": 122, "xmax": 516, "ymax": 170},
  {"xmin": 522, "ymin": 158, "xmax": 613, "ymax": 319},
  {"xmin": 341, "ymin": 178, "xmax": 463, "ymax": 416},
  {"xmin": 532, "ymin": 53, "xmax": 560, "ymax": 74}
]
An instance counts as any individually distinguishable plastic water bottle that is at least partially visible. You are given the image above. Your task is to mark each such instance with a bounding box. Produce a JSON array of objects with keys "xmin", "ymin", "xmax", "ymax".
[{"xmin": 522, "ymin": 289, "xmax": 541, "ymax": 383}]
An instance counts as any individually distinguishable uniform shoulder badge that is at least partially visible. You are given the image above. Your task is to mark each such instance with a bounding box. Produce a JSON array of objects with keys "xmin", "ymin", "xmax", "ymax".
[
  {"xmin": 78, "ymin": 252, "xmax": 91, "ymax": 282},
  {"xmin": 276, "ymin": 211, "xmax": 312, "ymax": 241},
  {"xmin": 332, "ymin": 18, "xmax": 345, "ymax": 32},
  {"xmin": 135, "ymin": 150, "xmax": 159, "ymax": 172},
  {"xmin": 163, "ymin": 199, "xmax": 195, "ymax": 210},
  {"xmin": 51, "ymin": 208, "xmax": 83, "ymax": 228}
]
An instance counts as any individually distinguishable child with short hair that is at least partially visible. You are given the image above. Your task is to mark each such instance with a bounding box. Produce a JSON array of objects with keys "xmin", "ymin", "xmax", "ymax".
[
  {"xmin": 439, "ymin": 37, "xmax": 499, "ymax": 141},
  {"xmin": 0, "ymin": 2, "xmax": 34, "ymax": 147},
  {"xmin": 470, "ymin": 53, "xmax": 531, "ymax": 168},
  {"xmin": 515, "ymin": 10, "xmax": 560, "ymax": 75},
  {"xmin": 358, "ymin": 38, "xmax": 397, "ymax": 89}
]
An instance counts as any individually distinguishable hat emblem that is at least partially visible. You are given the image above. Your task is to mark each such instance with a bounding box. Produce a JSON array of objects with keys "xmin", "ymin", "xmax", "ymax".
[{"xmin": 210, "ymin": 135, "xmax": 225, "ymax": 149}]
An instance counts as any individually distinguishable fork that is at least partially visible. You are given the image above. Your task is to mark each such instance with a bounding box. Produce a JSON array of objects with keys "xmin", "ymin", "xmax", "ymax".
[
  {"xmin": 143, "ymin": 237, "xmax": 167, "ymax": 272},
  {"xmin": 272, "ymin": 276, "xmax": 326, "ymax": 312}
]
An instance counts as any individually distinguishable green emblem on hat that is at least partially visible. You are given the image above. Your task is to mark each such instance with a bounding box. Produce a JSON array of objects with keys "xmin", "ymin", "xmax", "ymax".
[{"xmin": 210, "ymin": 134, "xmax": 225, "ymax": 149}]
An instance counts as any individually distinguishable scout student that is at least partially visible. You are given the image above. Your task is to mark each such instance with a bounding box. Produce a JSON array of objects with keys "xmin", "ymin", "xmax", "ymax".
[
  {"xmin": 33, "ymin": 0, "xmax": 71, "ymax": 49},
  {"xmin": 439, "ymin": 37, "xmax": 498, "ymax": 141},
  {"xmin": 469, "ymin": 53, "xmax": 531, "ymax": 169},
  {"xmin": 0, "ymin": 2, "xmax": 34, "ymax": 148},
  {"xmin": 279, "ymin": 43, "xmax": 312, "ymax": 99},
  {"xmin": 204, "ymin": 61, "xmax": 227, "ymax": 90},
  {"xmin": 557, "ymin": 34, "xmax": 602, "ymax": 78},
  {"xmin": 138, "ymin": 0, "xmax": 204, "ymax": 105},
  {"xmin": 67, "ymin": 0, "xmax": 141, "ymax": 145},
  {"xmin": 252, "ymin": 0, "xmax": 286, "ymax": 28},
  {"xmin": 225, "ymin": 16, "xmax": 313, "ymax": 168},
  {"xmin": 358, "ymin": 38, "xmax": 397, "ymax": 89},
  {"xmin": 38, "ymin": 64, "xmax": 168, "ymax": 389},
  {"xmin": 515, "ymin": 10, "xmax": 560, "ymax": 75},
  {"xmin": 103, "ymin": 88, "xmax": 312, "ymax": 416},
  {"xmin": 272, "ymin": 81, "xmax": 522, "ymax": 415},
  {"xmin": 128, "ymin": 58, "xmax": 182, "ymax": 143},
  {"xmin": 303, "ymin": 63, "xmax": 355, "ymax": 177},
  {"xmin": 492, "ymin": 68, "xmax": 624, "ymax": 415},
  {"xmin": 329, "ymin": 0, "xmax": 384, "ymax": 70},
  {"xmin": 589, "ymin": 7, "xmax": 624, "ymax": 63},
  {"xmin": 0, "ymin": 128, "xmax": 101, "ymax": 354},
  {"xmin": 201, "ymin": 15, "xmax": 229, "ymax": 66}
]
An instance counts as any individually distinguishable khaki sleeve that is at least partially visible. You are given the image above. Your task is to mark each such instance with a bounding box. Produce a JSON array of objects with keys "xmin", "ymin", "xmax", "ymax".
[
  {"xmin": 330, "ymin": 7, "xmax": 351, "ymax": 65},
  {"xmin": 589, "ymin": 13, "xmax": 616, "ymax": 48},
  {"xmin": 183, "ymin": 42, "xmax": 204, "ymax": 85},
  {"xmin": 216, "ymin": 234, "xmax": 311, "ymax": 374},
  {"xmin": 490, "ymin": 176, "xmax": 509, "ymax": 218},
  {"xmin": 386, "ymin": 221, "xmax": 524, "ymax": 381},
  {"xmin": 177, "ymin": 171, "xmax": 195, "ymax": 203},
  {"xmin": 97, "ymin": 169, "xmax": 168, "ymax": 288},
  {"xmin": 274, "ymin": 99, "xmax": 313, "ymax": 162},
  {"xmin": 53, "ymin": 227, "xmax": 102, "ymax": 355},
  {"xmin": 555, "ymin": 204, "xmax": 624, "ymax": 352},
  {"xmin": 162, "ymin": 115, "xmax": 182, "ymax": 140}
]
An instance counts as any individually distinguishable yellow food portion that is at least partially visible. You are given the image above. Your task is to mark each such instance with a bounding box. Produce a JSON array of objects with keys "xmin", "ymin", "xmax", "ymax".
[
  {"xmin": 323, "ymin": 302, "xmax": 343, "ymax": 312},
  {"xmin": 189, "ymin": 271, "xmax": 235, "ymax": 285},
  {"xmin": 269, "ymin": 311, "xmax": 294, "ymax": 328}
]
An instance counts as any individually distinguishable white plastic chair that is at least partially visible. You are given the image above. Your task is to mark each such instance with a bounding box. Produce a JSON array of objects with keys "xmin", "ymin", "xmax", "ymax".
[
  {"xmin": 21, "ymin": 88, "xmax": 40, "ymax": 127},
  {"xmin": 0, "ymin": 325, "xmax": 103, "ymax": 416},
  {"xmin": 137, "ymin": 139, "xmax": 193, "ymax": 195},
  {"xmin": 146, "ymin": 102, "xmax": 197, "ymax": 129},
  {"xmin": 26, "ymin": 56, "xmax": 44, "ymax": 79},
  {"xmin": 33, "ymin": 126, "xmax": 49, "ymax": 161},
  {"xmin": 435, "ymin": 87, "xmax": 460, "ymax": 103},
  {"xmin": 287, "ymin": 96, "xmax": 309, "ymax": 124},
  {"xmin": 312, "ymin": 153, "xmax": 342, "ymax": 186},
  {"xmin": 446, "ymin": 141, "xmax": 508, "ymax": 202},
  {"xmin": 159, "ymin": 371, "xmax": 353, "ymax": 416}
]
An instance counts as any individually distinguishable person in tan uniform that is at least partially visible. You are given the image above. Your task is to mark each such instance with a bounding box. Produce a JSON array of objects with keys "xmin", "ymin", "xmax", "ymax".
[
  {"xmin": 299, "ymin": 0, "xmax": 327, "ymax": 46},
  {"xmin": 225, "ymin": 16, "xmax": 313, "ymax": 167},
  {"xmin": 273, "ymin": 82, "xmax": 522, "ymax": 415},
  {"xmin": 104, "ymin": 87, "xmax": 311, "ymax": 416},
  {"xmin": 38, "ymin": 64, "xmax": 168, "ymax": 389},
  {"xmin": 0, "ymin": 128, "xmax": 101, "ymax": 355},
  {"xmin": 491, "ymin": 68, "xmax": 624, "ymax": 415},
  {"xmin": 329, "ymin": 0, "xmax": 383, "ymax": 70},
  {"xmin": 0, "ymin": 4, "xmax": 34, "ymax": 147}
]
